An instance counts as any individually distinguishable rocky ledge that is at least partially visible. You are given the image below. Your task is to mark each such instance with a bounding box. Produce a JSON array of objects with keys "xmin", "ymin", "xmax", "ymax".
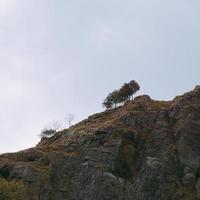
[{"xmin": 0, "ymin": 86, "xmax": 200, "ymax": 200}]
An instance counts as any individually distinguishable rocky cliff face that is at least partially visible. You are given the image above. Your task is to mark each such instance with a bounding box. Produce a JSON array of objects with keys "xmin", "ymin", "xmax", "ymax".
[{"xmin": 1, "ymin": 86, "xmax": 200, "ymax": 200}]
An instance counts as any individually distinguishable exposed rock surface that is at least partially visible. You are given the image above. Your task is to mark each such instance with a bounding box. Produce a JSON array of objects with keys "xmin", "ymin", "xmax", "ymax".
[{"xmin": 0, "ymin": 86, "xmax": 200, "ymax": 200}]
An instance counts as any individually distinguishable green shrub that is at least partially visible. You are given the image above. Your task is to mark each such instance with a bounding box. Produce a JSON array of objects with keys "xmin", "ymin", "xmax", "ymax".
[
  {"xmin": 40, "ymin": 128, "xmax": 57, "ymax": 138},
  {"xmin": 0, "ymin": 178, "xmax": 27, "ymax": 200}
]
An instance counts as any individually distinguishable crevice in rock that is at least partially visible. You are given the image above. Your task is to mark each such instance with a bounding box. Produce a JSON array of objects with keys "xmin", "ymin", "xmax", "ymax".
[
  {"xmin": 114, "ymin": 131, "xmax": 144, "ymax": 181},
  {"xmin": 0, "ymin": 164, "xmax": 12, "ymax": 179}
]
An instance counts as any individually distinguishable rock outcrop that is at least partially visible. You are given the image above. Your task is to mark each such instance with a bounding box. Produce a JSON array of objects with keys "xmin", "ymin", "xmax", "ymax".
[{"xmin": 1, "ymin": 86, "xmax": 200, "ymax": 200}]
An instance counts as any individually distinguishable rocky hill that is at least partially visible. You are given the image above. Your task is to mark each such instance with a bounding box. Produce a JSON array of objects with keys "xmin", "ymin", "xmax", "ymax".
[{"xmin": 0, "ymin": 86, "xmax": 200, "ymax": 200}]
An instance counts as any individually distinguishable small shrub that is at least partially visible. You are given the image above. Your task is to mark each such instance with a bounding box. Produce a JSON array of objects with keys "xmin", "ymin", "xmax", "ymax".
[
  {"xmin": 40, "ymin": 121, "xmax": 61, "ymax": 138},
  {"xmin": 0, "ymin": 178, "xmax": 27, "ymax": 200},
  {"xmin": 40, "ymin": 128, "xmax": 57, "ymax": 138}
]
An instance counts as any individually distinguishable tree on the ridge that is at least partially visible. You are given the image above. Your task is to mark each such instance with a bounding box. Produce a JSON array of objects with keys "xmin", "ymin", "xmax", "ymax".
[
  {"xmin": 102, "ymin": 93, "xmax": 114, "ymax": 109},
  {"xmin": 110, "ymin": 90, "xmax": 120, "ymax": 107},
  {"xmin": 103, "ymin": 90, "xmax": 121, "ymax": 109},
  {"xmin": 103, "ymin": 80, "xmax": 140, "ymax": 110},
  {"xmin": 118, "ymin": 83, "xmax": 133, "ymax": 103},
  {"xmin": 128, "ymin": 80, "xmax": 140, "ymax": 99},
  {"xmin": 102, "ymin": 99, "xmax": 113, "ymax": 109}
]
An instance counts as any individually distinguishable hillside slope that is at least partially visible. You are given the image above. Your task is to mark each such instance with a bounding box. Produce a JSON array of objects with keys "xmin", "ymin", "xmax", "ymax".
[{"xmin": 0, "ymin": 86, "xmax": 200, "ymax": 200}]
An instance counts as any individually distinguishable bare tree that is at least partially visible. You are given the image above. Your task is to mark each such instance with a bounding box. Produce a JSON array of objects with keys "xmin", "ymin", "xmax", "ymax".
[
  {"xmin": 51, "ymin": 121, "xmax": 61, "ymax": 130},
  {"xmin": 66, "ymin": 114, "xmax": 75, "ymax": 127}
]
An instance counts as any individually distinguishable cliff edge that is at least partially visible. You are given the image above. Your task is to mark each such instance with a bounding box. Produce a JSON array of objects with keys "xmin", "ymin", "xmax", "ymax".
[{"xmin": 0, "ymin": 86, "xmax": 200, "ymax": 200}]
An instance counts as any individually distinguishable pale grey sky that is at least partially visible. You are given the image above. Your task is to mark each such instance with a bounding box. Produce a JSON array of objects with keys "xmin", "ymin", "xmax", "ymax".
[{"xmin": 0, "ymin": 0, "xmax": 199, "ymax": 153}]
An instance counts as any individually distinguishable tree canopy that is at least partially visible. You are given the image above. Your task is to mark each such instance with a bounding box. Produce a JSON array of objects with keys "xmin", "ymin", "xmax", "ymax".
[{"xmin": 103, "ymin": 80, "xmax": 140, "ymax": 109}]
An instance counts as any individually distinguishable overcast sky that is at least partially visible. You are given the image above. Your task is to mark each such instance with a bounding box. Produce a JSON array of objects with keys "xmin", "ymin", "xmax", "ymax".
[{"xmin": 0, "ymin": 0, "xmax": 199, "ymax": 153}]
